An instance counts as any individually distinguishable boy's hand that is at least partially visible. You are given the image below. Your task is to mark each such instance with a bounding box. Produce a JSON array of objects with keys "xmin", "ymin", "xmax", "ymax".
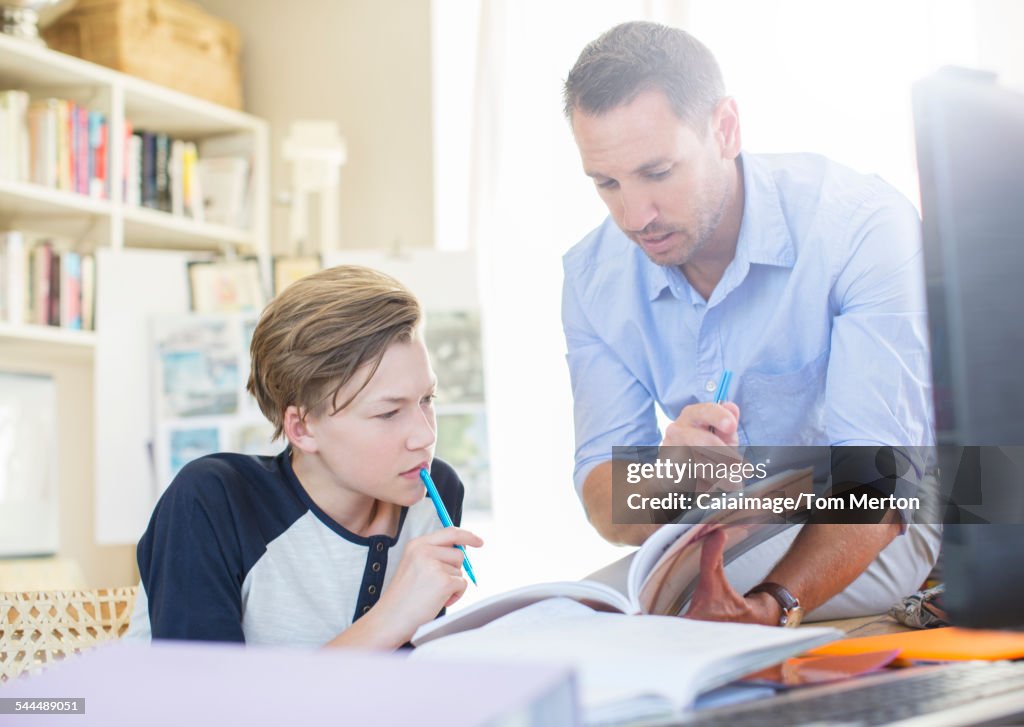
[{"xmin": 372, "ymin": 527, "xmax": 483, "ymax": 645}]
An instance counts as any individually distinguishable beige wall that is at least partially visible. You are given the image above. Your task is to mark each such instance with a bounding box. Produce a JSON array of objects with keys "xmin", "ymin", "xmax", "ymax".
[
  {"xmin": 197, "ymin": 0, "xmax": 435, "ymax": 253},
  {"xmin": 3, "ymin": 342, "xmax": 137, "ymax": 589}
]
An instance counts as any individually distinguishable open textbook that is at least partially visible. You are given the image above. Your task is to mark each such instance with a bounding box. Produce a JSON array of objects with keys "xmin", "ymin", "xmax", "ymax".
[
  {"xmin": 411, "ymin": 598, "xmax": 840, "ymax": 724},
  {"xmin": 413, "ymin": 466, "xmax": 813, "ymax": 646}
]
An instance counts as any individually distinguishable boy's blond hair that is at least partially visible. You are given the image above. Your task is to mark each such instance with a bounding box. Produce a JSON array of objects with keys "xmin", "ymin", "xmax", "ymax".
[{"xmin": 247, "ymin": 265, "xmax": 422, "ymax": 440}]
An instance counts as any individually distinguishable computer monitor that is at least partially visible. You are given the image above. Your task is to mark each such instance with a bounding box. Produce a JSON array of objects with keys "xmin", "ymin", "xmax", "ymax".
[{"xmin": 913, "ymin": 68, "xmax": 1024, "ymax": 628}]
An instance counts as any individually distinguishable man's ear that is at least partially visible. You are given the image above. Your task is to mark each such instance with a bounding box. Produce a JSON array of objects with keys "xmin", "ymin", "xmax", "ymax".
[
  {"xmin": 712, "ymin": 97, "xmax": 741, "ymax": 160},
  {"xmin": 283, "ymin": 405, "xmax": 318, "ymax": 454}
]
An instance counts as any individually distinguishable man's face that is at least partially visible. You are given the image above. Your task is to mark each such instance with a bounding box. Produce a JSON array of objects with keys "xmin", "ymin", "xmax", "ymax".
[{"xmin": 572, "ymin": 90, "xmax": 732, "ymax": 267}]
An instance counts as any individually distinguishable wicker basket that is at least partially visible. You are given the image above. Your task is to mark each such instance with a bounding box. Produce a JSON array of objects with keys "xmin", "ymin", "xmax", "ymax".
[
  {"xmin": 0, "ymin": 587, "xmax": 138, "ymax": 682},
  {"xmin": 42, "ymin": 0, "xmax": 243, "ymax": 109}
]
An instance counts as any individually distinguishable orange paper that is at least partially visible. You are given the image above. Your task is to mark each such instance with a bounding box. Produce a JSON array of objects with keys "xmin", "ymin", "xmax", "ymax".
[{"xmin": 808, "ymin": 627, "xmax": 1024, "ymax": 662}]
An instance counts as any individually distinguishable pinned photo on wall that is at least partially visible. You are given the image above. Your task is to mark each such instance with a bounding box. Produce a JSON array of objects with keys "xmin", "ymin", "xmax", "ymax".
[
  {"xmin": 424, "ymin": 310, "xmax": 485, "ymax": 405},
  {"xmin": 152, "ymin": 315, "xmax": 242, "ymax": 419}
]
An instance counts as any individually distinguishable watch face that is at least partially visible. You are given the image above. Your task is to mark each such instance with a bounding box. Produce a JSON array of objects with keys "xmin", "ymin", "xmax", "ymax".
[{"xmin": 783, "ymin": 606, "xmax": 805, "ymax": 628}]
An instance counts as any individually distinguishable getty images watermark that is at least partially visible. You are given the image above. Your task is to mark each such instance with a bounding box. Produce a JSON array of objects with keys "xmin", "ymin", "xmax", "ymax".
[{"xmin": 611, "ymin": 445, "xmax": 1024, "ymax": 526}]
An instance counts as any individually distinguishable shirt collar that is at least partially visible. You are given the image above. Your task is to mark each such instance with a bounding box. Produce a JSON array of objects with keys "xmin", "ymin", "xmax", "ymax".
[
  {"xmin": 643, "ymin": 152, "xmax": 796, "ymax": 302},
  {"xmin": 734, "ymin": 152, "xmax": 797, "ymax": 269}
]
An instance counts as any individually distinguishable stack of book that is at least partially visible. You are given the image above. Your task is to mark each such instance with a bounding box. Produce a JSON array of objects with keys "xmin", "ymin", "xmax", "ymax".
[
  {"xmin": 1, "ymin": 88, "xmax": 251, "ymax": 229},
  {"xmin": 1, "ymin": 90, "xmax": 109, "ymax": 199},
  {"xmin": 125, "ymin": 128, "xmax": 203, "ymax": 219},
  {"xmin": 0, "ymin": 231, "xmax": 95, "ymax": 331}
]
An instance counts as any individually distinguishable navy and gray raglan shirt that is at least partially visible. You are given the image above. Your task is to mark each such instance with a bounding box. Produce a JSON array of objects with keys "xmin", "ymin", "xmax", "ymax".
[{"xmin": 125, "ymin": 450, "xmax": 464, "ymax": 646}]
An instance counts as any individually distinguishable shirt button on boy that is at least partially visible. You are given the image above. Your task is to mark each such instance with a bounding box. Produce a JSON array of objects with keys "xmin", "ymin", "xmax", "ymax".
[
  {"xmin": 372, "ymin": 562, "xmax": 381, "ymax": 572},
  {"xmin": 376, "ymin": 542, "xmax": 384, "ymax": 552},
  {"xmin": 368, "ymin": 585, "xmax": 377, "ymax": 595},
  {"xmin": 362, "ymin": 605, "xmax": 370, "ymax": 615}
]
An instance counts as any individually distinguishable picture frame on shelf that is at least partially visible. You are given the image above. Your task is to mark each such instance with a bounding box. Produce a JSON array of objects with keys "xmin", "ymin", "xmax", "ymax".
[
  {"xmin": 272, "ymin": 255, "xmax": 321, "ymax": 297},
  {"xmin": 187, "ymin": 257, "xmax": 266, "ymax": 314}
]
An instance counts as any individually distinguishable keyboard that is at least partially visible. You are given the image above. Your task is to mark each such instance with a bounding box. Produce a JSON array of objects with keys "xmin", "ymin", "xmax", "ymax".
[{"xmin": 674, "ymin": 661, "xmax": 1024, "ymax": 726}]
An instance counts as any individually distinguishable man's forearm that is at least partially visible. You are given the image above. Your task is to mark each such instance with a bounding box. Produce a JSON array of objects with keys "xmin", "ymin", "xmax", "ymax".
[
  {"xmin": 582, "ymin": 462, "xmax": 660, "ymax": 546},
  {"xmin": 763, "ymin": 518, "xmax": 901, "ymax": 615}
]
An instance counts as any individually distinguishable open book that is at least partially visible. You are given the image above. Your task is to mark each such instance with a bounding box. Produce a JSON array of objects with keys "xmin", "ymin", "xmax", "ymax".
[
  {"xmin": 411, "ymin": 598, "xmax": 840, "ymax": 724},
  {"xmin": 413, "ymin": 466, "xmax": 813, "ymax": 646}
]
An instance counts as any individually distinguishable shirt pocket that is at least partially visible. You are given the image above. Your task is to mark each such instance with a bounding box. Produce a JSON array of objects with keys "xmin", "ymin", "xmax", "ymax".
[{"xmin": 740, "ymin": 349, "xmax": 829, "ymax": 445}]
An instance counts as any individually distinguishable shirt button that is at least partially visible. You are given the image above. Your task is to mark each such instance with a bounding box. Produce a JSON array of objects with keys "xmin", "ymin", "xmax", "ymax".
[
  {"xmin": 375, "ymin": 542, "xmax": 384, "ymax": 552},
  {"xmin": 368, "ymin": 585, "xmax": 377, "ymax": 595},
  {"xmin": 705, "ymin": 379, "xmax": 717, "ymax": 393},
  {"xmin": 372, "ymin": 562, "xmax": 381, "ymax": 572},
  {"xmin": 362, "ymin": 605, "xmax": 370, "ymax": 614}
]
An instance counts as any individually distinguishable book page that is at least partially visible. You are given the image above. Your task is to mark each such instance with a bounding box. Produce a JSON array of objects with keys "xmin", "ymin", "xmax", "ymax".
[
  {"xmin": 638, "ymin": 467, "xmax": 813, "ymax": 615},
  {"xmin": 411, "ymin": 580, "xmax": 631, "ymax": 646},
  {"xmin": 625, "ymin": 522, "xmax": 692, "ymax": 607},
  {"xmin": 411, "ymin": 597, "xmax": 841, "ymax": 720}
]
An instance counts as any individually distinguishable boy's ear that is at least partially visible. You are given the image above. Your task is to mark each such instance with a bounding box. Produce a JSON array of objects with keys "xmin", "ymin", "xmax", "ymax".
[{"xmin": 283, "ymin": 405, "xmax": 319, "ymax": 454}]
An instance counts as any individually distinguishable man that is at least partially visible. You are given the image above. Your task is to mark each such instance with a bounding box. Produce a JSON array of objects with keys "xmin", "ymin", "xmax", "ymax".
[{"xmin": 561, "ymin": 21, "xmax": 940, "ymax": 625}]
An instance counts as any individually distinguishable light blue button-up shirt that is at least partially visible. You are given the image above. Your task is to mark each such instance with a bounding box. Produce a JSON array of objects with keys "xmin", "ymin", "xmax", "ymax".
[{"xmin": 562, "ymin": 152, "xmax": 934, "ymax": 496}]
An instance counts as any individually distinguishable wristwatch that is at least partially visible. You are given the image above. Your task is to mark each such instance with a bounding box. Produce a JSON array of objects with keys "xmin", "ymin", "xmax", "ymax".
[{"xmin": 745, "ymin": 582, "xmax": 804, "ymax": 627}]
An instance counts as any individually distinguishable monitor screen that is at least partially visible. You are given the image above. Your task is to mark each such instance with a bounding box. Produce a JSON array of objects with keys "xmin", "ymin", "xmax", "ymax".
[{"xmin": 913, "ymin": 68, "xmax": 1024, "ymax": 629}]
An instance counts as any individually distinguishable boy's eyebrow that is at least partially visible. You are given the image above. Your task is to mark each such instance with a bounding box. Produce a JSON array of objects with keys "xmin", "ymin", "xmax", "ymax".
[{"xmin": 370, "ymin": 378, "xmax": 438, "ymax": 405}]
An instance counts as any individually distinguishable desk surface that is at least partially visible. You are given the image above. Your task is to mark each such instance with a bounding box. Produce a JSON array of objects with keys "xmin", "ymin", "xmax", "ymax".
[
  {"xmin": 812, "ymin": 613, "xmax": 910, "ymax": 638},
  {"xmin": 0, "ymin": 641, "xmax": 576, "ymax": 727}
]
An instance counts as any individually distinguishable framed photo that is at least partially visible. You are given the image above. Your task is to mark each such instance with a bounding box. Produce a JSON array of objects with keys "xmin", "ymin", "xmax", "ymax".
[
  {"xmin": 187, "ymin": 258, "xmax": 265, "ymax": 313},
  {"xmin": 273, "ymin": 256, "xmax": 321, "ymax": 297}
]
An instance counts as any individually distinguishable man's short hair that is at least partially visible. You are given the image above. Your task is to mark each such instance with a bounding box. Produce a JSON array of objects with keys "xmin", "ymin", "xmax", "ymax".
[
  {"xmin": 247, "ymin": 265, "xmax": 422, "ymax": 440},
  {"xmin": 563, "ymin": 21, "xmax": 725, "ymax": 129}
]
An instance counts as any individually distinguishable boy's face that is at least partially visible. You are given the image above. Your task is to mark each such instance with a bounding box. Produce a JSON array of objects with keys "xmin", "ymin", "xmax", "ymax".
[{"xmin": 306, "ymin": 335, "xmax": 438, "ymax": 506}]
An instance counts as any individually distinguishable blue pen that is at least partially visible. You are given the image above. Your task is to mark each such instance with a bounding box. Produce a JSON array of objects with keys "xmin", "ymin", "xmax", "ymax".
[
  {"xmin": 714, "ymin": 369, "xmax": 733, "ymax": 404},
  {"xmin": 419, "ymin": 468, "xmax": 478, "ymax": 585}
]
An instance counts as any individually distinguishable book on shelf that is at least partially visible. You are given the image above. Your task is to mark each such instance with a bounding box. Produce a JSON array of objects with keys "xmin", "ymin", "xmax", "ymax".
[
  {"xmin": 155, "ymin": 132, "xmax": 171, "ymax": 212},
  {"xmin": 1, "ymin": 231, "xmax": 26, "ymax": 325},
  {"xmin": 60, "ymin": 250, "xmax": 82, "ymax": 330},
  {"xmin": 413, "ymin": 465, "xmax": 814, "ymax": 647},
  {"xmin": 31, "ymin": 241, "xmax": 53, "ymax": 326},
  {"xmin": 0, "ymin": 89, "xmax": 30, "ymax": 182},
  {"xmin": 198, "ymin": 156, "xmax": 249, "ymax": 228}
]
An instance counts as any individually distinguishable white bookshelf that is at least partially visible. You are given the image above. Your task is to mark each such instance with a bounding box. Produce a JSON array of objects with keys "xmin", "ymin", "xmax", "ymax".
[
  {"xmin": 0, "ymin": 32, "xmax": 270, "ymax": 547},
  {"xmin": 0, "ymin": 30, "xmax": 270, "ymax": 308}
]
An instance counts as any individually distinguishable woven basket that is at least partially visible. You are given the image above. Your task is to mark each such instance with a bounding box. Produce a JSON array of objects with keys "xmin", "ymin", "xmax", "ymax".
[
  {"xmin": 42, "ymin": 0, "xmax": 243, "ymax": 109},
  {"xmin": 0, "ymin": 587, "xmax": 138, "ymax": 682}
]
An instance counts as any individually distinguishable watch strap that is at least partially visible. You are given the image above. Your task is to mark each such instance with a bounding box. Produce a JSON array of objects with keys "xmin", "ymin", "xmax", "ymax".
[{"xmin": 745, "ymin": 581, "xmax": 801, "ymax": 626}]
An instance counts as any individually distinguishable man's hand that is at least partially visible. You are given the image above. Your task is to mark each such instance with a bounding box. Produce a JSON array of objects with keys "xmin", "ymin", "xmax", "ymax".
[
  {"xmin": 662, "ymin": 402, "xmax": 741, "ymax": 448},
  {"xmin": 683, "ymin": 519, "xmax": 902, "ymax": 627},
  {"xmin": 683, "ymin": 528, "xmax": 781, "ymax": 626},
  {"xmin": 582, "ymin": 402, "xmax": 743, "ymax": 547}
]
